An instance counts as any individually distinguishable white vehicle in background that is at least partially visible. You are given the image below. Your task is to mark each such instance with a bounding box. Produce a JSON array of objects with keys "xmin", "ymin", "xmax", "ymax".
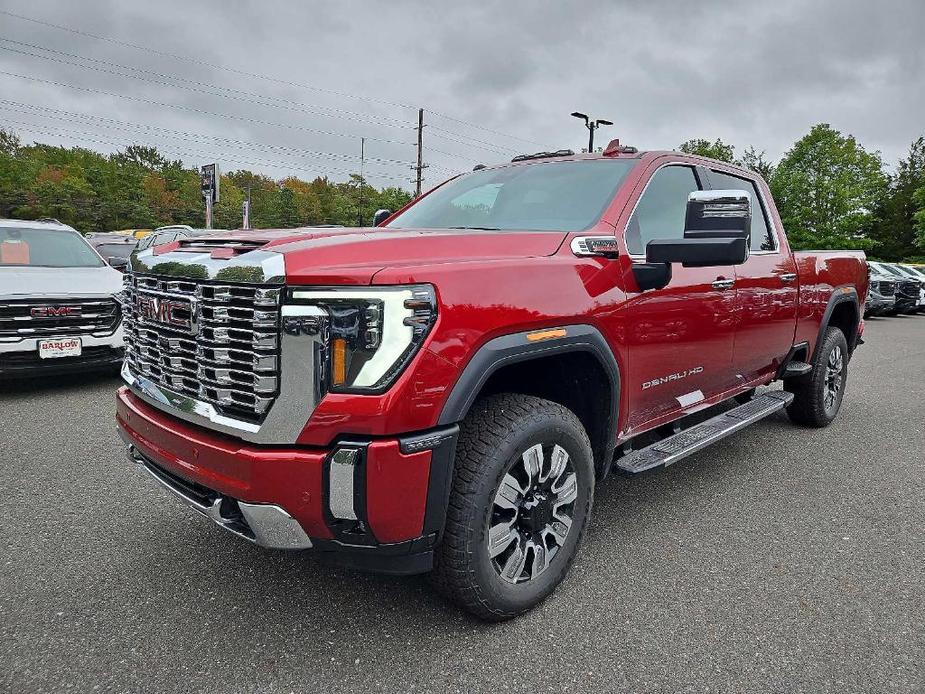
[
  {"xmin": 0, "ymin": 219, "xmax": 125, "ymax": 378},
  {"xmin": 894, "ymin": 264, "xmax": 925, "ymax": 309},
  {"xmin": 868, "ymin": 260, "xmax": 922, "ymax": 314}
]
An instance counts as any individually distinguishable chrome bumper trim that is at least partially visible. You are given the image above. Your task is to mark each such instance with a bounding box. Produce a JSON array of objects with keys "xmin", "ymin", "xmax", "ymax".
[
  {"xmin": 124, "ymin": 439, "xmax": 312, "ymax": 550},
  {"xmin": 328, "ymin": 448, "xmax": 360, "ymax": 520},
  {"xmin": 121, "ymin": 304, "xmax": 328, "ymax": 444},
  {"xmin": 129, "ymin": 247, "xmax": 286, "ymax": 284}
]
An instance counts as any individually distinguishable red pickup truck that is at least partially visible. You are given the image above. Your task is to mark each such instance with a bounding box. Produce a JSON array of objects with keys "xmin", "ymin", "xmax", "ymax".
[{"xmin": 116, "ymin": 146, "xmax": 868, "ymax": 620}]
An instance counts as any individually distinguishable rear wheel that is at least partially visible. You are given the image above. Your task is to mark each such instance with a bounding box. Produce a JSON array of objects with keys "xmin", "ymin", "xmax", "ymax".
[
  {"xmin": 431, "ymin": 393, "xmax": 594, "ymax": 621},
  {"xmin": 784, "ymin": 326, "xmax": 848, "ymax": 427}
]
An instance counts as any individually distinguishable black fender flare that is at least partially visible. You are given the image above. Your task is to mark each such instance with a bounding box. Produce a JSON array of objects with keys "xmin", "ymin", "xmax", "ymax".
[
  {"xmin": 436, "ymin": 324, "xmax": 621, "ymax": 465},
  {"xmin": 813, "ymin": 286, "xmax": 860, "ymax": 358}
]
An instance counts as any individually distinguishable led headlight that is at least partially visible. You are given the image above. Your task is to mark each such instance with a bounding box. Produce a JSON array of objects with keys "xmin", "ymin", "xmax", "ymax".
[{"xmin": 290, "ymin": 285, "xmax": 437, "ymax": 393}]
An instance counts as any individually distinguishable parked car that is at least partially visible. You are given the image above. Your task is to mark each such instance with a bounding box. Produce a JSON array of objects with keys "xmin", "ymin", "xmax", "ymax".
[
  {"xmin": 865, "ymin": 262, "xmax": 898, "ymax": 317},
  {"xmin": 869, "ymin": 261, "xmax": 921, "ymax": 314},
  {"xmin": 893, "ymin": 264, "xmax": 925, "ymax": 311},
  {"xmin": 116, "ymin": 147, "xmax": 868, "ymax": 620},
  {"xmin": 0, "ymin": 218, "xmax": 124, "ymax": 377},
  {"xmin": 86, "ymin": 233, "xmax": 138, "ymax": 272},
  {"xmin": 136, "ymin": 224, "xmax": 228, "ymax": 251}
]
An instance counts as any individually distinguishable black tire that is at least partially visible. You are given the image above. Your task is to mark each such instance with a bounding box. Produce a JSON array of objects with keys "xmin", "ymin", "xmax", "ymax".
[
  {"xmin": 784, "ymin": 326, "xmax": 849, "ymax": 427},
  {"xmin": 430, "ymin": 393, "xmax": 594, "ymax": 621}
]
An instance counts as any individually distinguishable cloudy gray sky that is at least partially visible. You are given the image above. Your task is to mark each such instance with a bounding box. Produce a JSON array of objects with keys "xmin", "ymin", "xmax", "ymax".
[{"xmin": 1, "ymin": 0, "xmax": 923, "ymax": 190}]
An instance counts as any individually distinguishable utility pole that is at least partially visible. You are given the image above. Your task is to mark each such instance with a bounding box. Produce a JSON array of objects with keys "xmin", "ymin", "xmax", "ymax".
[
  {"xmin": 357, "ymin": 137, "xmax": 365, "ymax": 226},
  {"xmin": 242, "ymin": 184, "xmax": 251, "ymax": 229},
  {"xmin": 412, "ymin": 108, "xmax": 427, "ymax": 197},
  {"xmin": 200, "ymin": 163, "xmax": 219, "ymax": 230}
]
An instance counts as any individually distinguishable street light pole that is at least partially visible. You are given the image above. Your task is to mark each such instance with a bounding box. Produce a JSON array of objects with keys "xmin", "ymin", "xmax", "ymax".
[{"xmin": 570, "ymin": 112, "xmax": 614, "ymax": 153}]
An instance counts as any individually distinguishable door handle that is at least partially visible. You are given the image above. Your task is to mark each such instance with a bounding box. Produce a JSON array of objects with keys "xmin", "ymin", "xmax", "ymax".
[
  {"xmin": 777, "ymin": 272, "xmax": 797, "ymax": 283},
  {"xmin": 711, "ymin": 279, "xmax": 735, "ymax": 291}
]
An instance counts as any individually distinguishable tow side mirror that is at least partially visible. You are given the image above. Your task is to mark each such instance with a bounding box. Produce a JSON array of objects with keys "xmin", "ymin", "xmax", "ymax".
[
  {"xmin": 107, "ymin": 256, "xmax": 129, "ymax": 271},
  {"xmin": 644, "ymin": 189, "xmax": 752, "ymax": 269},
  {"xmin": 373, "ymin": 209, "xmax": 391, "ymax": 227}
]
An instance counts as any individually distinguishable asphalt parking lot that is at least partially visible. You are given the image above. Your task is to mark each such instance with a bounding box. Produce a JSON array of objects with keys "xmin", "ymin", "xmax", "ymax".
[{"xmin": 1, "ymin": 315, "xmax": 923, "ymax": 694}]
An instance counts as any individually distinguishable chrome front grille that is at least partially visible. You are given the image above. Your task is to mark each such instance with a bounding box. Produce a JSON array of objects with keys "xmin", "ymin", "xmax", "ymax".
[
  {"xmin": 899, "ymin": 280, "xmax": 920, "ymax": 298},
  {"xmin": 123, "ymin": 274, "xmax": 281, "ymax": 421},
  {"xmin": 0, "ymin": 297, "xmax": 120, "ymax": 337}
]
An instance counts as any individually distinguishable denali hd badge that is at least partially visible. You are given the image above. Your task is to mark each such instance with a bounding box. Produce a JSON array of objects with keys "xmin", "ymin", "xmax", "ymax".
[
  {"xmin": 135, "ymin": 294, "xmax": 198, "ymax": 334},
  {"xmin": 642, "ymin": 366, "xmax": 704, "ymax": 389}
]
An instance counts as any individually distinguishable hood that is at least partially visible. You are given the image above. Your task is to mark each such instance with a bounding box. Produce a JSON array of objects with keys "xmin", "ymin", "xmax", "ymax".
[
  {"xmin": 260, "ymin": 227, "xmax": 568, "ymax": 285},
  {"xmin": 0, "ymin": 265, "xmax": 124, "ymax": 298}
]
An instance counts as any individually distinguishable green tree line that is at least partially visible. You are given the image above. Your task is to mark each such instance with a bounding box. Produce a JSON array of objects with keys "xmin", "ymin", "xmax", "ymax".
[
  {"xmin": 679, "ymin": 124, "xmax": 925, "ymax": 261},
  {"xmin": 2, "ymin": 124, "xmax": 924, "ymax": 260},
  {"xmin": 0, "ymin": 131, "xmax": 412, "ymax": 232}
]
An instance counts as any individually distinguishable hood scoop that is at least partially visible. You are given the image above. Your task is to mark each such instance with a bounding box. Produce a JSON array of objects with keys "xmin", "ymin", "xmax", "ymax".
[{"xmin": 176, "ymin": 238, "xmax": 268, "ymax": 258}]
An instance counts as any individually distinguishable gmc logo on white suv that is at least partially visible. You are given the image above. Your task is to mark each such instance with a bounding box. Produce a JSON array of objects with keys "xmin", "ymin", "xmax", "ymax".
[{"xmin": 31, "ymin": 306, "xmax": 82, "ymax": 318}]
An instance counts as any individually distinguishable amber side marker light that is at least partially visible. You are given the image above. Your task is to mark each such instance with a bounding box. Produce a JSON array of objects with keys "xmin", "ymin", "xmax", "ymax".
[
  {"xmin": 526, "ymin": 327, "xmax": 568, "ymax": 342},
  {"xmin": 332, "ymin": 338, "xmax": 347, "ymax": 385}
]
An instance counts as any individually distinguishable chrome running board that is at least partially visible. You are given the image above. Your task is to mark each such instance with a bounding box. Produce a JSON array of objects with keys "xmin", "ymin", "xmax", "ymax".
[{"xmin": 615, "ymin": 390, "xmax": 794, "ymax": 474}]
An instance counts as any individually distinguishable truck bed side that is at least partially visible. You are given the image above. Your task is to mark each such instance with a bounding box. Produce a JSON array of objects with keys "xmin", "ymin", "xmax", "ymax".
[{"xmin": 792, "ymin": 250, "xmax": 868, "ymax": 356}]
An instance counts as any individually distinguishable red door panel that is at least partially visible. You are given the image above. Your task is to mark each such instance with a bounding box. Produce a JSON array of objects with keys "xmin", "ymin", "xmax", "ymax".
[
  {"xmin": 733, "ymin": 253, "xmax": 799, "ymax": 381},
  {"xmin": 622, "ymin": 264, "xmax": 738, "ymax": 433}
]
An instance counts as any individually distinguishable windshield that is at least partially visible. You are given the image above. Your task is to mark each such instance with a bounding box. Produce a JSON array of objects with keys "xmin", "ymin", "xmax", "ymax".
[
  {"xmin": 0, "ymin": 226, "xmax": 104, "ymax": 268},
  {"xmin": 94, "ymin": 243, "xmax": 136, "ymax": 260},
  {"xmin": 903, "ymin": 266, "xmax": 925, "ymax": 278},
  {"xmin": 385, "ymin": 159, "xmax": 636, "ymax": 232}
]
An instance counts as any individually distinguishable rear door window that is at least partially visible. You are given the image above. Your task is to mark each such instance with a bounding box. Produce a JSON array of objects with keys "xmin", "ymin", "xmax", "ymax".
[{"xmin": 709, "ymin": 171, "xmax": 776, "ymax": 252}]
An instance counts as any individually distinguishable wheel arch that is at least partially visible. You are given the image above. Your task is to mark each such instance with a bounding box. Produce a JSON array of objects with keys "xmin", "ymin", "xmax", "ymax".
[
  {"xmin": 814, "ymin": 287, "xmax": 860, "ymax": 359},
  {"xmin": 437, "ymin": 325, "xmax": 621, "ymax": 475}
]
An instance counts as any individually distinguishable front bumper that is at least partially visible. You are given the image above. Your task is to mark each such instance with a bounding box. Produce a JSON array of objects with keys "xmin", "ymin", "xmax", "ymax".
[
  {"xmin": 865, "ymin": 294, "xmax": 895, "ymax": 316},
  {"xmin": 116, "ymin": 387, "xmax": 458, "ymax": 574},
  {"xmin": 0, "ymin": 322, "xmax": 124, "ymax": 377}
]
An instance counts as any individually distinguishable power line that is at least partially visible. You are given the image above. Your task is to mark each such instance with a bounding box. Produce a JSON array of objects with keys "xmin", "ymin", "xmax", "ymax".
[
  {"xmin": 427, "ymin": 130, "xmax": 516, "ymax": 155},
  {"xmin": 0, "ymin": 70, "xmax": 416, "ymax": 147},
  {"xmin": 0, "ymin": 99, "xmax": 414, "ymax": 167},
  {"xmin": 427, "ymin": 113, "xmax": 545, "ymax": 147},
  {"xmin": 0, "ymin": 9, "xmax": 546, "ymax": 149},
  {"xmin": 0, "ymin": 41, "xmax": 416, "ymax": 133},
  {"xmin": 4, "ymin": 120, "xmax": 409, "ymax": 183},
  {"xmin": 0, "ymin": 8, "xmax": 417, "ymax": 111},
  {"xmin": 0, "ymin": 37, "xmax": 414, "ymax": 129}
]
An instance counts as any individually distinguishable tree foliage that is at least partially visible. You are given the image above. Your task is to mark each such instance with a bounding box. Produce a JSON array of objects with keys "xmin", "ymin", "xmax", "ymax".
[
  {"xmin": 678, "ymin": 138, "xmax": 736, "ymax": 163},
  {"xmin": 0, "ymin": 131, "xmax": 413, "ymax": 232},
  {"xmin": 866, "ymin": 137, "xmax": 925, "ymax": 260},
  {"xmin": 769, "ymin": 124, "xmax": 886, "ymax": 251}
]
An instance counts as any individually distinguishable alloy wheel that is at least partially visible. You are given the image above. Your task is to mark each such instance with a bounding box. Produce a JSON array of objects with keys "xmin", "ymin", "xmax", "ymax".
[
  {"xmin": 487, "ymin": 443, "xmax": 578, "ymax": 584},
  {"xmin": 824, "ymin": 344, "xmax": 844, "ymax": 413}
]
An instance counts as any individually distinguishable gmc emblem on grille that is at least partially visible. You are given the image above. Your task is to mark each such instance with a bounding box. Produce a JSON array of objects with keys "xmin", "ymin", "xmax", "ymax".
[
  {"xmin": 135, "ymin": 295, "xmax": 197, "ymax": 334},
  {"xmin": 31, "ymin": 306, "xmax": 81, "ymax": 318}
]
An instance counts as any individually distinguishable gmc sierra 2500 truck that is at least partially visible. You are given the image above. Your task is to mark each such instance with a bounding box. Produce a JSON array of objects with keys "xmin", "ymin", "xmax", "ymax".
[{"xmin": 116, "ymin": 145, "xmax": 868, "ymax": 620}]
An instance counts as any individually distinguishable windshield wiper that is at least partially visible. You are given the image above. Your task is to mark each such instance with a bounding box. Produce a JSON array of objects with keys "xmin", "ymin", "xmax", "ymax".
[{"xmin": 446, "ymin": 225, "xmax": 501, "ymax": 231}]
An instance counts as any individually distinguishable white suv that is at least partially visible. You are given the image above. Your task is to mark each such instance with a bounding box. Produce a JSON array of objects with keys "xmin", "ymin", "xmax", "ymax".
[{"xmin": 0, "ymin": 219, "xmax": 125, "ymax": 378}]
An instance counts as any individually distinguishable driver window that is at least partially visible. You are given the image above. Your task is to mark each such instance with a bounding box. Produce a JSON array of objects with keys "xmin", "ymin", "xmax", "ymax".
[{"xmin": 625, "ymin": 166, "xmax": 699, "ymax": 256}]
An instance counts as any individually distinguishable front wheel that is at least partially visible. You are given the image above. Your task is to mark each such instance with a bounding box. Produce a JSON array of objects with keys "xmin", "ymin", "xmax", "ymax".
[
  {"xmin": 430, "ymin": 393, "xmax": 594, "ymax": 621},
  {"xmin": 784, "ymin": 326, "xmax": 849, "ymax": 427}
]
